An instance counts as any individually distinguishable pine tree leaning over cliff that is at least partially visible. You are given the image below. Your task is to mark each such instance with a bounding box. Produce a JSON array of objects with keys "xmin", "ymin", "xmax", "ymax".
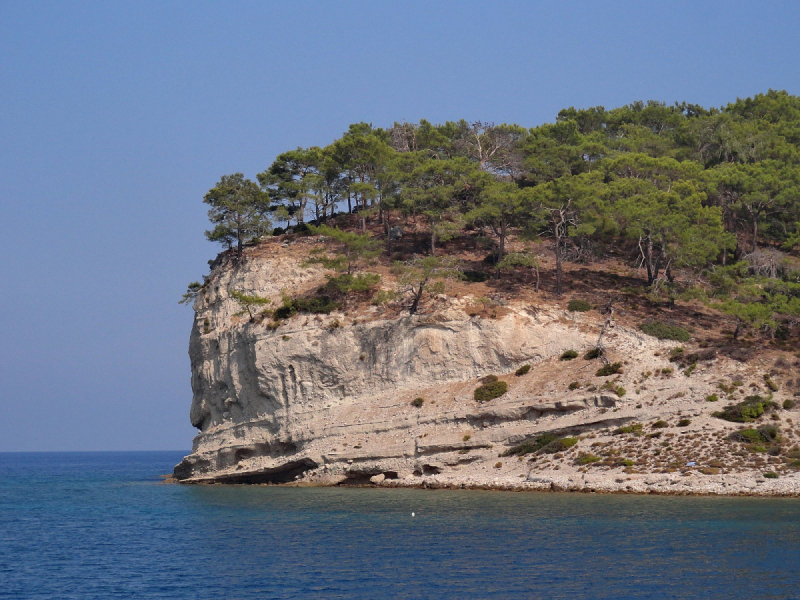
[{"xmin": 204, "ymin": 173, "xmax": 270, "ymax": 257}]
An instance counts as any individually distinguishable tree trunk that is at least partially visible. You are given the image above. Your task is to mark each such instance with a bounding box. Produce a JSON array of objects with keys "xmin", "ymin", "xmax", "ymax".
[
  {"xmin": 752, "ymin": 217, "xmax": 759, "ymax": 253},
  {"xmin": 409, "ymin": 280, "xmax": 427, "ymax": 314},
  {"xmin": 554, "ymin": 231, "xmax": 563, "ymax": 296}
]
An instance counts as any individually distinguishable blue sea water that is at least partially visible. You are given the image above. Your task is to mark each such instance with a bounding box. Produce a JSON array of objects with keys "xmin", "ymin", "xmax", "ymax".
[{"xmin": 1, "ymin": 452, "xmax": 799, "ymax": 599}]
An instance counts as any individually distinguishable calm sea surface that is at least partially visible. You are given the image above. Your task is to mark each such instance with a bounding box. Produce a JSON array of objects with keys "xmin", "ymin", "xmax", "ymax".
[{"xmin": 1, "ymin": 452, "xmax": 799, "ymax": 599}]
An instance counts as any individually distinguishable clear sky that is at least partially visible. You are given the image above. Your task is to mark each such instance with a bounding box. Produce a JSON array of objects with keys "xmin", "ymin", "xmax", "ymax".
[{"xmin": 1, "ymin": 1, "xmax": 799, "ymax": 452}]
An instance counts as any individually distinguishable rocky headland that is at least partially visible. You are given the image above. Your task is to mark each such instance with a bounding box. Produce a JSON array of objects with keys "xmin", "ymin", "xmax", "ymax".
[{"xmin": 174, "ymin": 237, "xmax": 800, "ymax": 496}]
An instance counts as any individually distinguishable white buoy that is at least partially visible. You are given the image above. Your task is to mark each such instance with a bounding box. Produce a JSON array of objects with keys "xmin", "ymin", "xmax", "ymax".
[{"xmin": 411, "ymin": 512, "xmax": 415, "ymax": 517}]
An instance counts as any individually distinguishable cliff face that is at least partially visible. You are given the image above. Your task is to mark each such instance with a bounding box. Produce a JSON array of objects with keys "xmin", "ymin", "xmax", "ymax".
[{"xmin": 174, "ymin": 242, "xmax": 800, "ymax": 495}]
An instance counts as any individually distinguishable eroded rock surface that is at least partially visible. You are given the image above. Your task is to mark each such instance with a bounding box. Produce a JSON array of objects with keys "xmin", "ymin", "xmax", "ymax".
[{"xmin": 174, "ymin": 249, "xmax": 800, "ymax": 496}]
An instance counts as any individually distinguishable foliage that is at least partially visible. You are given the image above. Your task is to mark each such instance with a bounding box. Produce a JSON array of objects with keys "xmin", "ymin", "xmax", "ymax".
[
  {"xmin": 324, "ymin": 273, "xmax": 381, "ymax": 295},
  {"xmin": 584, "ymin": 347, "xmax": 604, "ymax": 360},
  {"xmin": 501, "ymin": 434, "xmax": 577, "ymax": 456},
  {"xmin": 596, "ymin": 362, "xmax": 622, "ymax": 377},
  {"xmin": 614, "ymin": 423, "xmax": 643, "ymax": 436},
  {"xmin": 392, "ymin": 255, "xmax": 462, "ymax": 314},
  {"xmin": 515, "ymin": 364, "xmax": 531, "ymax": 376},
  {"xmin": 560, "ymin": 350, "xmax": 578, "ymax": 361},
  {"xmin": 411, "ymin": 397, "xmax": 424, "ymax": 408},
  {"xmin": 713, "ymin": 395, "xmax": 771, "ymax": 422},
  {"xmin": 474, "ymin": 380, "xmax": 508, "ymax": 403},
  {"xmin": 273, "ymin": 295, "xmax": 340, "ymax": 320},
  {"xmin": 639, "ymin": 321, "xmax": 692, "ymax": 341},
  {"xmin": 229, "ymin": 290, "xmax": 271, "ymax": 319},
  {"xmin": 204, "ymin": 173, "xmax": 270, "ymax": 256},
  {"xmin": 567, "ymin": 299, "xmax": 591, "ymax": 312},
  {"xmin": 195, "ymin": 91, "xmax": 800, "ymax": 345},
  {"xmin": 575, "ymin": 453, "xmax": 601, "ymax": 465},
  {"xmin": 307, "ymin": 225, "xmax": 382, "ymax": 273},
  {"xmin": 179, "ymin": 281, "xmax": 204, "ymax": 306}
]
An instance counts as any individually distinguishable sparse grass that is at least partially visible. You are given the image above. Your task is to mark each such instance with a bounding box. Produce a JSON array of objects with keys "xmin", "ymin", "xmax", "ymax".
[
  {"xmin": 705, "ymin": 394, "xmax": 719, "ymax": 402},
  {"xmin": 784, "ymin": 399, "xmax": 796, "ymax": 410},
  {"xmin": 763, "ymin": 472, "xmax": 779, "ymax": 479}
]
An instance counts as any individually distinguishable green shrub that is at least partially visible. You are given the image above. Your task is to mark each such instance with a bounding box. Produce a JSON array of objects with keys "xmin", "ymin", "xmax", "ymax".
[
  {"xmin": 560, "ymin": 350, "xmax": 579, "ymax": 361},
  {"xmin": 763, "ymin": 374, "xmax": 779, "ymax": 392},
  {"xmin": 728, "ymin": 425, "xmax": 780, "ymax": 444},
  {"xmin": 474, "ymin": 380, "xmax": 508, "ymax": 403},
  {"xmin": 683, "ymin": 363, "xmax": 697, "ymax": 377},
  {"xmin": 273, "ymin": 295, "xmax": 341, "ymax": 319},
  {"xmin": 515, "ymin": 365, "xmax": 531, "ymax": 376},
  {"xmin": 652, "ymin": 420, "xmax": 669, "ymax": 429},
  {"xmin": 567, "ymin": 299, "xmax": 591, "ymax": 312},
  {"xmin": 596, "ymin": 362, "xmax": 622, "ymax": 377},
  {"xmin": 705, "ymin": 394, "xmax": 719, "ymax": 402},
  {"xmin": 371, "ymin": 289, "xmax": 398, "ymax": 306},
  {"xmin": 568, "ymin": 381, "xmax": 580, "ymax": 390},
  {"xmin": 669, "ymin": 347, "xmax": 685, "ymax": 360},
  {"xmin": 614, "ymin": 423, "xmax": 643, "ymax": 436},
  {"xmin": 325, "ymin": 273, "xmax": 381, "ymax": 295},
  {"xmin": 584, "ymin": 347, "xmax": 603, "ymax": 360},
  {"xmin": 411, "ymin": 397, "xmax": 424, "ymax": 408},
  {"xmin": 463, "ymin": 270, "xmax": 489, "ymax": 283},
  {"xmin": 788, "ymin": 460, "xmax": 800, "ymax": 470},
  {"xmin": 501, "ymin": 433, "xmax": 559, "ymax": 456},
  {"xmin": 640, "ymin": 321, "xmax": 691, "ymax": 342},
  {"xmin": 713, "ymin": 396, "xmax": 770, "ymax": 423},
  {"xmin": 613, "ymin": 385, "xmax": 626, "ymax": 397},
  {"xmin": 501, "ymin": 435, "xmax": 577, "ymax": 457},
  {"xmin": 783, "ymin": 399, "xmax": 796, "ymax": 410},
  {"xmin": 575, "ymin": 453, "xmax": 601, "ymax": 465},
  {"xmin": 677, "ymin": 418, "xmax": 691, "ymax": 427},
  {"xmin": 763, "ymin": 472, "xmax": 779, "ymax": 479}
]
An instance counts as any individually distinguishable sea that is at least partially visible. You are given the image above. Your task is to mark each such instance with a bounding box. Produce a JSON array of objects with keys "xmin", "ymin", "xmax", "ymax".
[{"xmin": 1, "ymin": 451, "xmax": 799, "ymax": 599}]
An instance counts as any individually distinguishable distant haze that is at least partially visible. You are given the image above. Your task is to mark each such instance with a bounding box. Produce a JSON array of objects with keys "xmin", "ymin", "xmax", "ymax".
[{"xmin": 1, "ymin": 1, "xmax": 799, "ymax": 451}]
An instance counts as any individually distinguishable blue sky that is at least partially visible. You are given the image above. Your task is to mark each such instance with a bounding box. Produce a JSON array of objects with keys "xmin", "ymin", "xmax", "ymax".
[{"xmin": 1, "ymin": 1, "xmax": 798, "ymax": 451}]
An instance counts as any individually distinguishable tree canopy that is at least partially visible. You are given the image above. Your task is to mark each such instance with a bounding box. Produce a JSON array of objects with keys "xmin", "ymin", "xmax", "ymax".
[{"xmin": 197, "ymin": 90, "xmax": 800, "ymax": 338}]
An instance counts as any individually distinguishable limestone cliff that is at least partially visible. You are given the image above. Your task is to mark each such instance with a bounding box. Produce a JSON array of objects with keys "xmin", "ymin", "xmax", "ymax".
[{"xmin": 175, "ymin": 240, "xmax": 800, "ymax": 496}]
